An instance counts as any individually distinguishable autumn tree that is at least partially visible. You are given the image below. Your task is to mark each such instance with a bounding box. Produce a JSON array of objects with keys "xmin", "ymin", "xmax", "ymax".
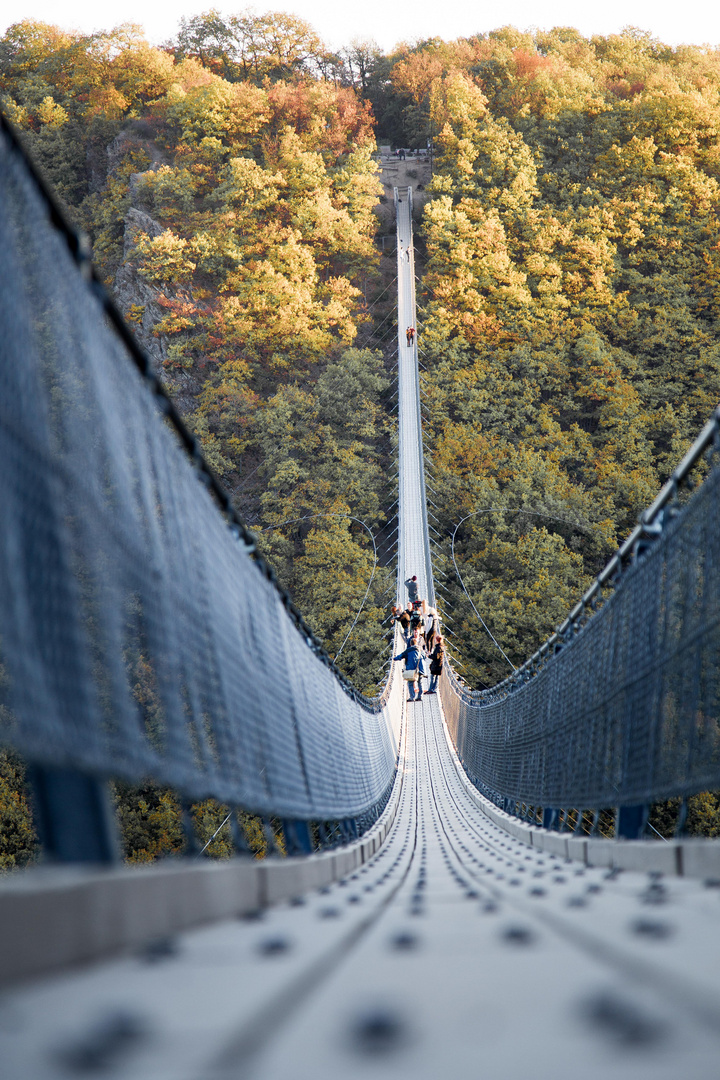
[{"xmin": 399, "ymin": 29, "xmax": 720, "ymax": 683}]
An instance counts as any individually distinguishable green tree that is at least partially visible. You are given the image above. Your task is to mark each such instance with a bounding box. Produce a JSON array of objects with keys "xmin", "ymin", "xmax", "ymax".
[{"xmin": 0, "ymin": 751, "xmax": 38, "ymax": 871}]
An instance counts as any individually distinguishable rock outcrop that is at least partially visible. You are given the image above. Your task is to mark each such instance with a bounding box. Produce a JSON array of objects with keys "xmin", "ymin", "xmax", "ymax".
[
  {"xmin": 114, "ymin": 206, "xmax": 168, "ymax": 367},
  {"xmin": 113, "ymin": 201, "xmax": 204, "ymax": 415}
]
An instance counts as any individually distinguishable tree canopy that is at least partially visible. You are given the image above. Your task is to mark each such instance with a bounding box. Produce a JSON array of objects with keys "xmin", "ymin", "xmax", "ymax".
[{"xmin": 397, "ymin": 28, "xmax": 720, "ymax": 686}]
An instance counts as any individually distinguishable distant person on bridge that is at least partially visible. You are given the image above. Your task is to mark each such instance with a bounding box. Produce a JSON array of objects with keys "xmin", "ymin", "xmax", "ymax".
[
  {"xmin": 426, "ymin": 635, "xmax": 445, "ymax": 694},
  {"xmin": 406, "ymin": 327, "xmax": 415, "ymax": 346},
  {"xmin": 405, "ymin": 575, "xmax": 419, "ymax": 602}
]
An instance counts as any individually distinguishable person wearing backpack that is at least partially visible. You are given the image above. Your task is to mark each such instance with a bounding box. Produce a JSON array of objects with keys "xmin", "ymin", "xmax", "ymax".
[
  {"xmin": 410, "ymin": 601, "xmax": 424, "ymax": 637},
  {"xmin": 394, "ymin": 631, "xmax": 425, "ymax": 701}
]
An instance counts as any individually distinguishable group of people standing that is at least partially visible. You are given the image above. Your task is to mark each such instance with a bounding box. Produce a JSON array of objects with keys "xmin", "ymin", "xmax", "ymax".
[
  {"xmin": 405, "ymin": 326, "xmax": 415, "ymax": 345},
  {"xmin": 391, "ymin": 575, "xmax": 445, "ymax": 702}
]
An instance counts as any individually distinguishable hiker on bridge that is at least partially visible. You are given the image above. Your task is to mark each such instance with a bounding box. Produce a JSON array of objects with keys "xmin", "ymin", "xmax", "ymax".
[
  {"xmin": 426, "ymin": 635, "xmax": 444, "ymax": 694},
  {"xmin": 406, "ymin": 326, "xmax": 415, "ymax": 346},
  {"xmin": 424, "ymin": 605, "xmax": 439, "ymax": 651},
  {"xmin": 405, "ymin": 574, "xmax": 419, "ymax": 602},
  {"xmin": 392, "ymin": 603, "xmax": 412, "ymax": 642},
  {"xmin": 410, "ymin": 601, "xmax": 424, "ymax": 636},
  {"xmin": 394, "ymin": 630, "xmax": 427, "ymax": 701}
]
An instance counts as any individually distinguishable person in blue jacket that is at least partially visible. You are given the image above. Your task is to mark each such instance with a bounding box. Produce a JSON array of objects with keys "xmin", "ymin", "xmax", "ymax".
[{"xmin": 394, "ymin": 630, "xmax": 427, "ymax": 701}]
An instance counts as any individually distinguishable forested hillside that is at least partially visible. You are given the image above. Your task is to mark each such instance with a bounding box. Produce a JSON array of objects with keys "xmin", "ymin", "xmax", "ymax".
[
  {"xmin": 405, "ymin": 28, "xmax": 720, "ymax": 687},
  {"xmin": 2, "ymin": 16, "xmax": 720, "ymax": 850}
]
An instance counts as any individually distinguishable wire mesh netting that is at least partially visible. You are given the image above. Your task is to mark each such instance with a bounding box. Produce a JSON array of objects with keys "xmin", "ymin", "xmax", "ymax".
[
  {"xmin": 442, "ymin": 458, "xmax": 720, "ymax": 808},
  {"xmin": 0, "ymin": 124, "xmax": 400, "ymax": 822}
]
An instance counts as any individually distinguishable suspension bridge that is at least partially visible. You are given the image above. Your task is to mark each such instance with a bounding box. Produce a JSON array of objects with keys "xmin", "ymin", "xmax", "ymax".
[{"xmin": 2, "ymin": 114, "xmax": 720, "ymax": 1078}]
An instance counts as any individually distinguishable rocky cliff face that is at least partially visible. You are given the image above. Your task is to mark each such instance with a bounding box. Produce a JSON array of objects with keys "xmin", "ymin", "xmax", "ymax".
[
  {"xmin": 114, "ymin": 206, "xmax": 168, "ymax": 365},
  {"xmin": 111, "ymin": 161, "xmax": 201, "ymax": 416}
]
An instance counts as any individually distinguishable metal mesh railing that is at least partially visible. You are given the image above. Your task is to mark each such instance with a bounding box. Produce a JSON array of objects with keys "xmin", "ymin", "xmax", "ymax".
[
  {"xmin": 0, "ymin": 115, "xmax": 400, "ymax": 826},
  {"xmin": 441, "ymin": 427, "xmax": 720, "ymax": 812}
]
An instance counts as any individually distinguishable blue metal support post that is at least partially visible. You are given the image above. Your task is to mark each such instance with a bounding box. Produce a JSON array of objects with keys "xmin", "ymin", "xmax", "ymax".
[{"xmin": 28, "ymin": 765, "xmax": 118, "ymax": 863}]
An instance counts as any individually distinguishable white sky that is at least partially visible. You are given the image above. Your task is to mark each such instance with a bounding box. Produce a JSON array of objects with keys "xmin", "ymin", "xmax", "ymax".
[{"xmin": 1, "ymin": 0, "xmax": 719, "ymax": 53}]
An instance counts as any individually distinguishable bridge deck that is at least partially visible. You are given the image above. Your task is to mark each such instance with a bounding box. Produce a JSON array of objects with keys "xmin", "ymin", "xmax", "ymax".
[{"xmin": 5, "ymin": 695, "xmax": 720, "ymax": 1078}]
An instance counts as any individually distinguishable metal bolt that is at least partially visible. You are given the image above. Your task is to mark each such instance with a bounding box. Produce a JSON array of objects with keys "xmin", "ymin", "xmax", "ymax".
[
  {"xmin": 502, "ymin": 925, "xmax": 535, "ymax": 946},
  {"xmin": 319, "ymin": 907, "xmax": 341, "ymax": 919},
  {"xmin": 138, "ymin": 937, "xmax": 178, "ymax": 963},
  {"xmin": 258, "ymin": 937, "xmax": 291, "ymax": 956},
  {"xmin": 391, "ymin": 932, "xmax": 419, "ymax": 951},
  {"xmin": 351, "ymin": 1010, "xmax": 406, "ymax": 1056},
  {"xmin": 55, "ymin": 1011, "xmax": 148, "ymax": 1072},
  {"xmin": 631, "ymin": 919, "xmax": 673, "ymax": 941},
  {"xmin": 582, "ymin": 992, "xmax": 665, "ymax": 1046},
  {"xmin": 641, "ymin": 883, "xmax": 668, "ymax": 906}
]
